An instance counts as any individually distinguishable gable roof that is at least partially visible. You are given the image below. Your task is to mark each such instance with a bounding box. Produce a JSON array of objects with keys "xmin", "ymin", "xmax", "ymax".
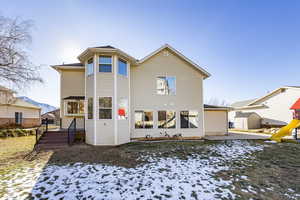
[
  {"xmin": 0, "ymin": 97, "xmax": 41, "ymax": 110},
  {"xmin": 138, "ymin": 44, "xmax": 211, "ymax": 79},
  {"xmin": 77, "ymin": 46, "xmax": 137, "ymax": 64},
  {"xmin": 0, "ymin": 85, "xmax": 15, "ymax": 93},
  {"xmin": 93, "ymin": 45, "xmax": 116, "ymax": 49},
  {"xmin": 53, "ymin": 44, "xmax": 211, "ymax": 78},
  {"xmin": 231, "ymin": 86, "xmax": 300, "ymax": 108},
  {"xmin": 247, "ymin": 86, "xmax": 300, "ymax": 106}
]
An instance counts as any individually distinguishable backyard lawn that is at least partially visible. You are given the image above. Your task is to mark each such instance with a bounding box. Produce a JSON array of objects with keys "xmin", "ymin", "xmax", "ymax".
[{"xmin": 0, "ymin": 138, "xmax": 299, "ymax": 200}]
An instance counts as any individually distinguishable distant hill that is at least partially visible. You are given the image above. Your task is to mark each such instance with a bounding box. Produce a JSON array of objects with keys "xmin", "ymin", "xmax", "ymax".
[{"xmin": 17, "ymin": 96, "xmax": 57, "ymax": 114}]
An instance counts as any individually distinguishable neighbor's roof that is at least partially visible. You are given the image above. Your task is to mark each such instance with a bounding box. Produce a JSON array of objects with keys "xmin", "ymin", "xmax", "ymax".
[
  {"xmin": 235, "ymin": 112, "xmax": 260, "ymax": 118},
  {"xmin": 3, "ymin": 98, "xmax": 41, "ymax": 110},
  {"xmin": 231, "ymin": 86, "xmax": 300, "ymax": 109},
  {"xmin": 204, "ymin": 104, "xmax": 231, "ymax": 111},
  {"xmin": 231, "ymin": 99, "xmax": 256, "ymax": 108},
  {"xmin": 0, "ymin": 86, "xmax": 15, "ymax": 93},
  {"xmin": 290, "ymin": 98, "xmax": 300, "ymax": 110}
]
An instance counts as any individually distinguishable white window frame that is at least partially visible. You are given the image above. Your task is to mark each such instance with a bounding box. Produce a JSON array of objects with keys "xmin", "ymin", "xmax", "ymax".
[
  {"xmin": 118, "ymin": 97, "xmax": 128, "ymax": 120},
  {"xmin": 87, "ymin": 57, "xmax": 94, "ymax": 76},
  {"xmin": 99, "ymin": 55, "xmax": 113, "ymax": 73},
  {"xmin": 180, "ymin": 110, "xmax": 199, "ymax": 129},
  {"xmin": 156, "ymin": 75, "xmax": 176, "ymax": 95},
  {"xmin": 158, "ymin": 110, "xmax": 176, "ymax": 129},
  {"xmin": 118, "ymin": 58, "xmax": 128, "ymax": 77},
  {"xmin": 87, "ymin": 97, "xmax": 93, "ymax": 120},
  {"xmin": 98, "ymin": 96, "xmax": 113, "ymax": 120},
  {"xmin": 134, "ymin": 110, "xmax": 154, "ymax": 129},
  {"xmin": 64, "ymin": 100, "xmax": 85, "ymax": 116}
]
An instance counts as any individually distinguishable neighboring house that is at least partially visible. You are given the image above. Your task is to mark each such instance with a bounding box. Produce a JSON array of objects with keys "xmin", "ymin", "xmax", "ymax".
[
  {"xmin": 41, "ymin": 109, "xmax": 60, "ymax": 125},
  {"xmin": 52, "ymin": 44, "xmax": 229, "ymax": 146},
  {"xmin": 0, "ymin": 86, "xmax": 41, "ymax": 128},
  {"xmin": 234, "ymin": 112, "xmax": 261, "ymax": 130},
  {"xmin": 229, "ymin": 86, "xmax": 300, "ymax": 129}
]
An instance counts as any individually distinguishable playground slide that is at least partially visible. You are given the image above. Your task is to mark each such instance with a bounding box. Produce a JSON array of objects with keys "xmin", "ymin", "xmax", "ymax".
[{"xmin": 270, "ymin": 119, "xmax": 300, "ymax": 142}]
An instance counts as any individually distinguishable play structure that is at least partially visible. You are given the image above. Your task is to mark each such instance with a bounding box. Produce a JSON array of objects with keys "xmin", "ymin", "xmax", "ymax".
[{"xmin": 270, "ymin": 98, "xmax": 300, "ymax": 142}]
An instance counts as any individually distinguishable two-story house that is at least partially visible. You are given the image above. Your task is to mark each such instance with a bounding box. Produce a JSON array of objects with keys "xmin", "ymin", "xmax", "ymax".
[{"xmin": 52, "ymin": 44, "xmax": 229, "ymax": 145}]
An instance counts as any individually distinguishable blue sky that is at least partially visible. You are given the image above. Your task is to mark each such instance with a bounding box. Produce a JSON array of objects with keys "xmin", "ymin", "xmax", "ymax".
[{"xmin": 1, "ymin": 0, "xmax": 300, "ymax": 107}]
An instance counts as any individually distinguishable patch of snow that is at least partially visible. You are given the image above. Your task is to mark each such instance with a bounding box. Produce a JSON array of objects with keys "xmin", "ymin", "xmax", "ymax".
[
  {"xmin": 264, "ymin": 140, "xmax": 278, "ymax": 144},
  {"xmin": 1, "ymin": 141, "xmax": 264, "ymax": 200}
]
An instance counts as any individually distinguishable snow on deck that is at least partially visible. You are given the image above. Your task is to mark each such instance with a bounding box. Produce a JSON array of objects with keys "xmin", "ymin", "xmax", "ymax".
[{"xmin": 1, "ymin": 141, "xmax": 264, "ymax": 200}]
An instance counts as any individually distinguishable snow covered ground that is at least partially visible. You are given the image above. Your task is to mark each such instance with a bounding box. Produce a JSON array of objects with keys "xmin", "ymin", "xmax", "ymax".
[{"xmin": 0, "ymin": 141, "xmax": 266, "ymax": 200}]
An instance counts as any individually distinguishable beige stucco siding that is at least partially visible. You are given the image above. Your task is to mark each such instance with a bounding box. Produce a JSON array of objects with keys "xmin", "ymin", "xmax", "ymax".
[
  {"xmin": 204, "ymin": 110, "xmax": 228, "ymax": 135},
  {"xmin": 0, "ymin": 105, "xmax": 40, "ymax": 118},
  {"xmin": 85, "ymin": 74, "xmax": 94, "ymax": 145},
  {"xmin": 117, "ymin": 71, "xmax": 130, "ymax": 144},
  {"xmin": 60, "ymin": 70, "xmax": 85, "ymax": 129},
  {"xmin": 95, "ymin": 59, "xmax": 115, "ymax": 145},
  {"xmin": 130, "ymin": 50, "xmax": 204, "ymax": 138},
  {"xmin": 0, "ymin": 105, "xmax": 40, "ymax": 127}
]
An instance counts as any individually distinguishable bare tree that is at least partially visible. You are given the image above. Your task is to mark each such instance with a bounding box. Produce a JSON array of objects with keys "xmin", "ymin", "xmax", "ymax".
[
  {"xmin": 205, "ymin": 97, "xmax": 229, "ymax": 106},
  {"xmin": 0, "ymin": 15, "xmax": 42, "ymax": 89}
]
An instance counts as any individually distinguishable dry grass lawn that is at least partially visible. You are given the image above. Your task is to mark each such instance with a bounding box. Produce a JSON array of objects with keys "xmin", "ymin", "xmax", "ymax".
[{"xmin": 0, "ymin": 136, "xmax": 36, "ymax": 160}]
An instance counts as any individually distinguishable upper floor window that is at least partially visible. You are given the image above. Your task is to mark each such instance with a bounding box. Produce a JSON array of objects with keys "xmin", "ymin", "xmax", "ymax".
[
  {"xmin": 87, "ymin": 58, "xmax": 94, "ymax": 76},
  {"xmin": 156, "ymin": 76, "xmax": 176, "ymax": 95},
  {"xmin": 99, "ymin": 56, "xmax": 112, "ymax": 72},
  {"xmin": 118, "ymin": 59, "xmax": 127, "ymax": 76},
  {"xmin": 65, "ymin": 100, "xmax": 84, "ymax": 116},
  {"xmin": 99, "ymin": 97, "xmax": 112, "ymax": 119}
]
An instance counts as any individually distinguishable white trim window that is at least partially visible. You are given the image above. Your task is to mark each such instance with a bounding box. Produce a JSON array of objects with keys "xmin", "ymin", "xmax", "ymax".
[
  {"xmin": 87, "ymin": 58, "xmax": 94, "ymax": 76},
  {"xmin": 99, "ymin": 97, "xmax": 112, "ymax": 119},
  {"xmin": 180, "ymin": 111, "xmax": 199, "ymax": 128},
  {"xmin": 118, "ymin": 98, "xmax": 128, "ymax": 120},
  {"xmin": 65, "ymin": 100, "xmax": 84, "ymax": 116},
  {"xmin": 156, "ymin": 76, "xmax": 176, "ymax": 95},
  {"xmin": 118, "ymin": 59, "xmax": 127, "ymax": 76},
  {"xmin": 135, "ymin": 110, "xmax": 153, "ymax": 129},
  {"xmin": 99, "ymin": 56, "xmax": 112, "ymax": 72},
  {"xmin": 158, "ymin": 110, "xmax": 176, "ymax": 128},
  {"xmin": 88, "ymin": 97, "xmax": 93, "ymax": 119}
]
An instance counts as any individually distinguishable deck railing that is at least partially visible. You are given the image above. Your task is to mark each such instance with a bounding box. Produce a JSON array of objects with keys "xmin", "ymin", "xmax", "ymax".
[
  {"xmin": 67, "ymin": 118, "xmax": 76, "ymax": 145},
  {"xmin": 35, "ymin": 118, "xmax": 48, "ymax": 146}
]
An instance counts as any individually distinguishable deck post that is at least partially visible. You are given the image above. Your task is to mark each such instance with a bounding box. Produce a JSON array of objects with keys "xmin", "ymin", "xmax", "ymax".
[
  {"xmin": 35, "ymin": 129, "xmax": 38, "ymax": 144},
  {"xmin": 46, "ymin": 118, "xmax": 48, "ymax": 132}
]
